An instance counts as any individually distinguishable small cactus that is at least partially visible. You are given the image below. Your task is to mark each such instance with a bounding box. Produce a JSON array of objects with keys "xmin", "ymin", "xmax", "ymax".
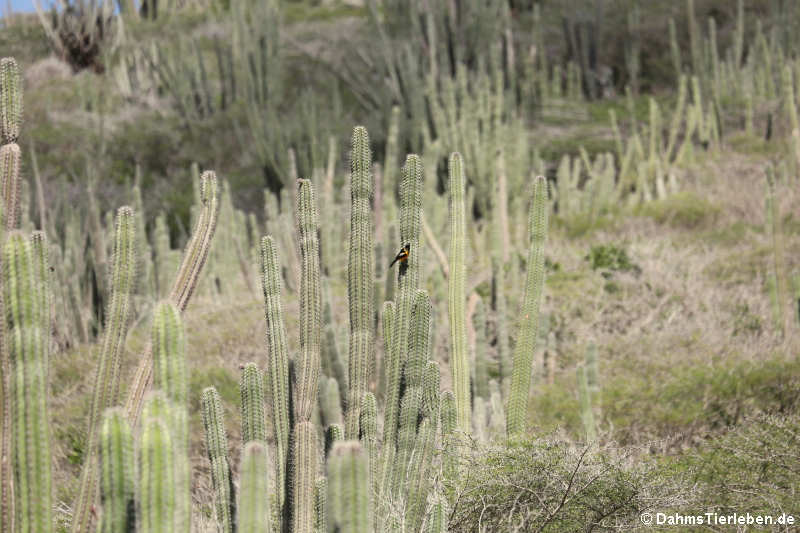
[
  {"xmin": 98, "ymin": 409, "xmax": 135, "ymax": 533},
  {"xmin": 0, "ymin": 57, "xmax": 23, "ymax": 144},
  {"xmin": 138, "ymin": 409, "xmax": 176, "ymax": 533},
  {"xmin": 202, "ymin": 387, "xmax": 235, "ymax": 533},
  {"xmin": 238, "ymin": 441, "xmax": 271, "ymax": 533},
  {"xmin": 240, "ymin": 363, "xmax": 267, "ymax": 444},
  {"xmin": 327, "ymin": 441, "xmax": 371, "ymax": 533}
]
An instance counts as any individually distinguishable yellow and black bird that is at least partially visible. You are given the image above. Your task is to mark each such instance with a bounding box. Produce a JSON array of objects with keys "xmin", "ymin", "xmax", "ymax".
[{"xmin": 389, "ymin": 243, "xmax": 410, "ymax": 268}]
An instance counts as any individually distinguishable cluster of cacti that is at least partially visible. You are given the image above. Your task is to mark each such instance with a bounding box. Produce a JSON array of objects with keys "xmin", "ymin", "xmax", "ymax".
[{"xmin": 0, "ymin": 50, "xmax": 569, "ymax": 533}]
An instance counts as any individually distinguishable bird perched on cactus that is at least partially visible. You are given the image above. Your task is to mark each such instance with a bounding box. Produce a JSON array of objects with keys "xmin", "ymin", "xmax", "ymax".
[{"xmin": 389, "ymin": 243, "xmax": 410, "ymax": 269}]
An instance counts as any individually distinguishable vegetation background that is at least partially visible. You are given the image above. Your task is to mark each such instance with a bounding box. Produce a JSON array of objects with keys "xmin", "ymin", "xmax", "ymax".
[{"xmin": 1, "ymin": 0, "xmax": 800, "ymax": 531}]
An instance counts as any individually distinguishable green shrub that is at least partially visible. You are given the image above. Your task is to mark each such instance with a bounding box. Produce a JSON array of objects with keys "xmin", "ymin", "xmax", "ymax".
[
  {"xmin": 636, "ymin": 191, "xmax": 719, "ymax": 229},
  {"xmin": 449, "ymin": 437, "xmax": 688, "ymax": 532}
]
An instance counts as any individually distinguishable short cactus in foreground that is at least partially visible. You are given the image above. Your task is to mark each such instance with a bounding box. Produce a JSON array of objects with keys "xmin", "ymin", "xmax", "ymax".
[
  {"xmin": 99, "ymin": 409, "xmax": 135, "ymax": 533},
  {"xmin": 327, "ymin": 441, "xmax": 371, "ymax": 533},
  {"xmin": 4, "ymin": 232, "xmax": 53, "ymax": 533},
  {"xmin": 138, "ymin": 409, "xmax": 176, "ymax": 533},
  {"xmin": 238, "ymin": 441, "xmax": 271, "ymax": 533},
  {"xmin": 202, "ymin": 387, "xmax": 235, "ymax": 533},
  {"xmin": 507, "ymin": 176, "xmax": 549, "ymax": 437}
]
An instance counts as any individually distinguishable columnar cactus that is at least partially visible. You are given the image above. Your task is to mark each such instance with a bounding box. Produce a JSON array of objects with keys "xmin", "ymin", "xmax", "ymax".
[
  {"xmin": 295, "ymin": 179, "xmax": 321, "ymax": 423},
  {"xmin": 325, "ymin": 424, "xmax": 344, "ymax": 456},
  {"xmin": 138, "ymin": 406, "xmax": 176, "ymax": 533},
  {"xmin": 260, "ymin": 235, "xmax": 291, "ymax": 515},
  {"xmin": 240, "ymin": 363, "xmax": 267, "ymax": 444},
  {"xmin": 577, "ymin": 366, "xmax": 596, "ymax": 443},
  {"xmin": 345, "ymin": 126, "xmax": 375, "ymax": 440},
  {"xmin": 379, "ymin": 300, "xmax": 395, "ymax": 403},
  {"xmin": 320, "ymin": 376, "xmax": 343, "ymax": 428},
  {"xmin": 74, "ymin": 206, "xmax": 136, "ymax": 533},
  {"xmin": 384, "ymin": 155, "xmax": 424, "ymax": 448},
  {"xmin": 448, "ymin": 152, "xmax": 470, "ymax": 432},
  {"xmin": 314, "ymin": 477, "xmax": 327, "ymax": 533},
  {"xmin": 327, "ymin": 441, "xmax": 371, "ymax": 533},
  {"xmin": 358, "ymin": 392, "xmax": 377, "ymax": 503},
  {"xmin": 202, "ymin": 387, "xmax": 235, "ymax": 533},
  {"xmin": 0, "ymin": 57, "xmax": 22, "ymax": 144},
  {"xmin": 507, "ymin": 176, "xmax": 548, "ymax": 437},
  {"xmin": 405, "ymin": 417, "xmax": 436, "ymax": 532},
  {"xmin": 422, "ymin": 361, "xmax": 441, "ymax": 420},
  {"xmin": 151, "ymin": 301, "xmax": 190, "ymax": 533},
  {"xmin": 99, "ymin": 409, "xmax": 135, "ymax": 533},
  {"xmin": 0, "ymin": 142, "xmax": 21, "ymax": 230},
  {"xmin": 440, "ymin": 391, "xmax": 457, "ymax": 486},
  {"xmin": 424, "ymin": 492, "xmax": 449, "ymax": 533},
  {"xmin": 292, "ymin": 420, "xmax": 318, "ymax": 533},
  {"xmin": 238, "ymin": 441, "xmax": 271, "ymax": 533},
  {"xmin": 3, "ymin": 232, "xmax": 52, "ymax": 533}
]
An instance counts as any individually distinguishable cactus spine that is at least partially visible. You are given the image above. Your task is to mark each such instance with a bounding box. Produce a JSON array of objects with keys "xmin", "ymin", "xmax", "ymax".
[
  {"xmin": 345, "ymin": 126, "xmax": 375, "ymax": 440},
  {"xmin": 260, "ymin": 235, "xmax": 290, "ymax": 517},
  {"xmin": 99, "ymin": 409, "xmax": 135, "ymax": 533},
  {"xmin": 239, "ymin": 441, "xmax": 271, "ymax": 533},
  {"xmin": 73, "ymin": 206, "xmax": 136, "ymax": 533},
  {"xmin": 202, "ymin": 387, "xmax": 235, "ymax": 533},
  {"xmin": 327, "ymin": 441, "xmax": 371, "ymax": 533},
  {"xmin": 448, "ymin": 152, "xmax": 470, "ymax": 432},
  {"xmin": 507, "ymin": 176, "xmax": 548, "ymax": 437},
  {"xmin": 3, "ymin": 233, "xmax": 52, "ymax": 533}
]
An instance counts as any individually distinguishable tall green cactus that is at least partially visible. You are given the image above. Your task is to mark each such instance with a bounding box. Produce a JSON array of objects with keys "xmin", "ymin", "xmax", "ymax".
[
  {"xmin": 507, "ymin": 176, "xmax": 548, "ymax": 437},
  {"xmin": 0, "ymin": 57, "xmax": 22, "ymax": 144},
  {"xmin": 138, "ymin": 405, "xmax": 176, "ymax": 533},
  {"xmin": 3, "ymin": 232, "xmax": 52, "ymax": 533},
  {"xmin": 422, "ymin": 361, "xmax": 441, "ymax": 421},
  {"xmin": 424, "ymin": 492, "xmax": 448, "ymax": 533},
  {"xmin": 260, "ymin": 235, "xmax": 290, "ymax": 518},
  {"xmin": 295, "ymin": 179, "xmax": 321, "ymax": 423},
  {"xmin": 202, "ymin": 387, "xmax": 235, "ymax": 533},
  {"xmin": 384, "ymin": 155, "xmax": 423, "ymax": 448},
  {"xmin": 345, "ymin": 126, "xmax": 375, "ymax": 440},
  {"xmin": 241, "ymin": 363, "xmax": 267, "ymax": 444},
  {"xmin": 293, "ymin": 420, "xmax": 318, "ymax": 533},
  {"xmin": 99, "ymin": 409, "xmax": 135, "ymax": 533},
  {"xmin": 150, "ymin": 301, "xmax": 190, "ymax": 533},
  {"xmin": 124, "ymin": 170, "xmax": 219, "ymax": 432},
  {"xmin": 1, "ymin": 59, "xmax": 24, "ymax": 531},
  {"xmin": 73, "ymin": 206, "xmax": 136, "ymax": 533},
  {"xmin": 327, "ymin": 441, "xmax": 371, "ymax": 533},
  {"xmin": 239, "ymin": 441, "xmax": 271, "ymax": 533},
  {"xmin": 448, "ymin": 152, "xmax": 470, "ymax": 432}
]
